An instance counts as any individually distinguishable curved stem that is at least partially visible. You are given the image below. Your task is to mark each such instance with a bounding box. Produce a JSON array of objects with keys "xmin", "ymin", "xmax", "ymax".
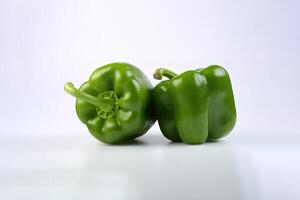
[
  {"xmin": 64, "ymin": 82, "xmax": 102, "ymax": 107},
  {"xmin": 153, "ymin": 68, "xmax": 178, "ymax": 80}
]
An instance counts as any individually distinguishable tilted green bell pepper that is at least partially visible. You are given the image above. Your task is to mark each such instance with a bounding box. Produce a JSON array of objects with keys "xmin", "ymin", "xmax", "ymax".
[
  {"xmin": 153, "ymin": 65, "xmax": 236, "ymax": 144},
  {"xmin": 64, "ymin": 62, "xmax": 155, "ymax": 144}
]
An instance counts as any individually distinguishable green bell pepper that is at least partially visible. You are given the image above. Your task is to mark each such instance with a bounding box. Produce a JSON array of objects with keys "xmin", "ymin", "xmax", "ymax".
[
  {"xmin": 153, "ymin": 65, "xmax": 236, "ymax": 144},
  {"xmin": 64, "ymin": 62, "xmax": 155, "ymax": 144}
]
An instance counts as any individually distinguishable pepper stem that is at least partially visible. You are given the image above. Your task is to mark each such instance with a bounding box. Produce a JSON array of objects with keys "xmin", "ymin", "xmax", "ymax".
[
  {"xmin": 64, "ymin": 82, "xmax": 119, "ymax": 119},
  {"xmin": 64, "ymin": 82, "xmax": 102, "ymax": 107},
  {"xmin": 153, "ymin": 68, "xmax": 178, "ymax": 80}
]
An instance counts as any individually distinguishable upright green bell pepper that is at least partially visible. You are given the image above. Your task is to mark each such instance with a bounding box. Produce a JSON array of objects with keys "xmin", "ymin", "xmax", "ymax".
[
  {"xmin": 64, "ymin": 62, "xmax": 155, "ymax": 144},
  {"xmin": 153, "ymin": 65, "xmax": 236, "ymax": 144}
]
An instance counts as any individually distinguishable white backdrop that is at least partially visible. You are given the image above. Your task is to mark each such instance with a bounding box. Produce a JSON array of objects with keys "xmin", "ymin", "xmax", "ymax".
[{"xmin": 1, "ymin": 0, "xmax": 299, "ymax": 136}]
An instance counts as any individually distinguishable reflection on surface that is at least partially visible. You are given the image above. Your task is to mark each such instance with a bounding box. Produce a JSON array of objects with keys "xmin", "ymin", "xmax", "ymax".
[
  {"xmin": 0, "ymin": 132, "xmax": 264, "ymax": 200},
  {"xmin": 74, "ymin": 134, "xmax": 245, "ymax": 200}
]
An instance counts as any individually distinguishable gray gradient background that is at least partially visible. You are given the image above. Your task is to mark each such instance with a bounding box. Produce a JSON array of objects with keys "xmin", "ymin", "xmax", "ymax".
[{"xmin": 1, "ymin": 0, "xmax": 299, "ymax": 136}]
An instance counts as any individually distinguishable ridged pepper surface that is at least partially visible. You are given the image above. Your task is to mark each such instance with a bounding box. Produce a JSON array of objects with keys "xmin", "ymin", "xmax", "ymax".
[
  {"xmin": 153, "ymin": 65, "xmax": 236, "ymax": 144},
  {"xmin": 64, "ymin": 62, "xmax": 155, "ymax": 144}
]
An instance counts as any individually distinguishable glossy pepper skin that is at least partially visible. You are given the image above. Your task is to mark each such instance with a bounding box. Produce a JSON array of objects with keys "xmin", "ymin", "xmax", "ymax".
[
  {"xmin": 197, "ymin": 66, "xmax": 236, "ymax": 139},
  {"xmin": 153, "ymin": 65, "xmax": 236, "ymax": 144},
  {"xmin": 64, "ymin": 62, "xmax": 155, "ymax": 144}
]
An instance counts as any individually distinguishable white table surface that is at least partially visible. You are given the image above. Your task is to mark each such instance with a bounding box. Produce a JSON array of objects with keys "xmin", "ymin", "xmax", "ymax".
[{"xmin": 1, "ymin": 130, "xmax": 299, "ymax": 200}]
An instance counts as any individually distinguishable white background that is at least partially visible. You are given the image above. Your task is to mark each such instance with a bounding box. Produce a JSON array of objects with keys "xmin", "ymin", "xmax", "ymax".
[{"xmin": 1, "ymin": 0, "xmax": 300, "ymax": 199}]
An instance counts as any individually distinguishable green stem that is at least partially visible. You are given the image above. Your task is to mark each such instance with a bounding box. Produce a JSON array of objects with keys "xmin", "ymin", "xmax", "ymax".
[
  {"xmin": 153, "ymin": 68, "xmax": 178, "ymax": 80},
  {"xmin": 64, "ymin": 82, "xmax": 102, "ymax": 107}
]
